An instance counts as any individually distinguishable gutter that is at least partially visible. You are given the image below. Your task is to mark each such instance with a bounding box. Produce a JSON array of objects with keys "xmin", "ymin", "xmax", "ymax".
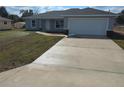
[{"xmin": 62, "ymin": 14, "xmax": 118, "ymax": 17}]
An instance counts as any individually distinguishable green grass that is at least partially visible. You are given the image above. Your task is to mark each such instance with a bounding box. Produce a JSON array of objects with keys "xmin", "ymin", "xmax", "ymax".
[
  {"xmin": 0, "ymin": 30, "xmax": 63, "ymax": 72},
  {"xmin": 112, "ymin": 26, "xmax": 124, "ymax": 49},
  {"xmin": 108, "ymin": 31, "xmax": 124, "ymax": 49},
  {"xmin": 114, "ymin": 40, "xmax": 124, "ymax": 49}
]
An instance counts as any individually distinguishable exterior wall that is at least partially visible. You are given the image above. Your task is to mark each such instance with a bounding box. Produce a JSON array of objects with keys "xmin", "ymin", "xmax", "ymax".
[
  {"xmin": 48, "ymin": 19, "xmax": 65, "ymax": 32},
  {"xmin": 108, "ymin": 17, "xmax": 116, "ymax": 31},
  {"xmin": 0, "ymin": 20, "xmax": 12, "ymax": 30},
  {"xmin": 25, "ymin": 16, "xmax": 116, "ymax": 33},
  {"xmin": 64, "ymin": 17, "xmax": 68, "ymax": 29},
  {"xmin": 25, "ymin": 18, "xmax": 65, "ymax": 32},
  {"xmin": 49, "ymin": 19, "xmax": 54, "ymax": 31},
  {"xmin": 25, "ymin": 19, "xmax": 40, "ymax": 30},
  {"xmin": 25, "ymin": 19, "xmax": 32, "ymax": 30},
  {"xmin": 38, "ymin": 19, "xmax": 46, "ymax": 31}
]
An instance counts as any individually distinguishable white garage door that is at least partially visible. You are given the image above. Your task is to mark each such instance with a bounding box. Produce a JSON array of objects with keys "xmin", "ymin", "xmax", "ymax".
[{"xmin": 68, "ymin": 18, "xmax": 108, "ymax": 36}]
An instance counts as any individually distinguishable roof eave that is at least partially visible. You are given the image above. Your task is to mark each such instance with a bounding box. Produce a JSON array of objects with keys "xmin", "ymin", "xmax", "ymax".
[
  {"xmin": 23, "ymin": 17, "xmax": 64, "ymax": 19},
  {"xmin": 62, "ymin": 14, "xmax": 118, "ymax": 17}
]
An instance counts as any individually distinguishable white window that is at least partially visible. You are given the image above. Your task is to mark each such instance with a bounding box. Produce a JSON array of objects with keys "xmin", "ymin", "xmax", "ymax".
[
  {"xmin": 32, "ymin": 20, "xmax": 36, "ymax": 27},
  {"xmin": 55, "ymin": 20, "xmax": 64, "ymax": 28}
]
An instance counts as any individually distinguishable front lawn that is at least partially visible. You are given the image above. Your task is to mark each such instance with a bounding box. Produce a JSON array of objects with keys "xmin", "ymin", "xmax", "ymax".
[
  {"xmin": 108, "ymin": 31, "xmax": 124, "ymax": 49},
  {"xmin": 114, "ymin": 40, "xmax": 124, "ymax": 49},
  {"xmin": 0, "ymin": 30, "xmax": 63, "ymax": 72}
]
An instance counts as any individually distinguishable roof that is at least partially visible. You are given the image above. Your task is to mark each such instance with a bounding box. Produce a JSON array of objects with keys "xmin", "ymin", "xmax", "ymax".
[
  {"xmin": 25, "ymin": 8, "xmax": 117, "ymax": 19},
  {"xmin": 0, "ymin": 16, "xmax": 12, "ymax": 21}
]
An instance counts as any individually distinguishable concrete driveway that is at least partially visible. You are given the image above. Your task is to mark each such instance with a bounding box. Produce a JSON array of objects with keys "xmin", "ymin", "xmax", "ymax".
[{"xmin": 0, "ymin": 37, "xmax": 124, "ymax": 86}]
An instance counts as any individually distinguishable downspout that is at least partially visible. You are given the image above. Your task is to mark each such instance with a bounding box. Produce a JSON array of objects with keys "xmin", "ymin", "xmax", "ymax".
[{"xmin": 106, "ymin": 10, "xmax": 110, "ymax": 35}]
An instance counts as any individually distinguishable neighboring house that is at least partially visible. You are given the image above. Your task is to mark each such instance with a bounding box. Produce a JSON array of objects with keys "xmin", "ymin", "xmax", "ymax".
[
  {"xmin": 24, "ymin": 8, "xmax": 117, "ymax": 36},
  {"xmin": 14, "ymin": 22, "xmax": 25, "ymax": 29},
  {"xmin": 0, "ymin": 16, "xmax": 12, "ymax": 30}
]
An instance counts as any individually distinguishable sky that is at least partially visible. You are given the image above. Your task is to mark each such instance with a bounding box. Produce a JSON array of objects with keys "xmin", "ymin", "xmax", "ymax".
[{"xmin": 6, "ymin": 6, "xmax": 124, "ymax": 16}]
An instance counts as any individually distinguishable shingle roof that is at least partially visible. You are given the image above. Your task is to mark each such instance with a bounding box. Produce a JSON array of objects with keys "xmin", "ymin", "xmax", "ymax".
[
  {"xmin": 0, "ymin": 16, "xmax": 12, "ymax": 21},
  {"xmin": 25, "ymin": 8, "xmax": 117, "ymax": 19}
]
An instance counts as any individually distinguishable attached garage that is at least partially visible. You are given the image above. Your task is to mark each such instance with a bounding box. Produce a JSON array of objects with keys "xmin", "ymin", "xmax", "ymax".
[
  {"xmin": 25, "ymin": 7, "xmax": 117, "ymax": 35},
  {"xmin": 68, "ymin": 17, "xmax": 108, "ymax": 36}
]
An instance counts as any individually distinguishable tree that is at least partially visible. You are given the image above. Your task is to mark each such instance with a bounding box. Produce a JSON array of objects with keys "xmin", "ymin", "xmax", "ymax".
[
  {"xmin": 8, "ymin": 14, "xmax": 20, "ymax": 23},
  {"xmin": 20, "ymin": 9, "xmax": 33, "ymax": 17},
  {"xmin": 0, "ymin": 6, "xmax": 9, "ymax": 18},
  {"xmin": 33, "ymin": 7, "xmax": 41, "ymax": 14},
  {"xmin": 116, "ymin": 9, "xmax": 124, "ymax": 24},
  {"xmin": 121, "ymin": 10, "xmax": 124, "ymax": 14}
]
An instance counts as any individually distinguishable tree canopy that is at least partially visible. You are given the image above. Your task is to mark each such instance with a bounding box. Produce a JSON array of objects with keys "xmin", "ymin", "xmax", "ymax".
[
  {"xmin": 20, "ymin": 9, "xmax": 33, "ymax": 17},
  {"xmin": 116, "ymin": 10, "xmax": 124, "ymax": 24},
  {"xmin": 0, "ymin": 7, "xmax": 40, "ymax": 23},
  {"xmin": 0, "ymin": 6, "xmax": 9, "ymax": 18},
  {"xmin": 8, "ymin": 14, "xmax": 20, "ymax": 23}
]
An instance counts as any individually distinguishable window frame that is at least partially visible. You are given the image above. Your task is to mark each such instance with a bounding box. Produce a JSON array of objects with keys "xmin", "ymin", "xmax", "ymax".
[
  {"xmin": 31, "ymin": 20, "xmax": 36, "ymax": 27},
  {"xmin": 55, "ymin": 20, "xmax": 64, "ymax": 29}
]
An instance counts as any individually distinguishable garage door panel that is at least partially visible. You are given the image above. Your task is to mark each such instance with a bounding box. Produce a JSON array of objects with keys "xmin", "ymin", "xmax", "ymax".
[{"xmin": 68, "ymin": 18, "xmax": 108, "ymax": 35}]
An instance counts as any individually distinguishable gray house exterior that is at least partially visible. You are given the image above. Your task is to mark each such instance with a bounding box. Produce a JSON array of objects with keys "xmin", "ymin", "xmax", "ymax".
[
  {"xmin": 0, "ymin": 16, "xmax": 12, "ymax": 30},
  {"xmin": 24, "ymin": 8, "xmax": 117, "ymax": 36}
]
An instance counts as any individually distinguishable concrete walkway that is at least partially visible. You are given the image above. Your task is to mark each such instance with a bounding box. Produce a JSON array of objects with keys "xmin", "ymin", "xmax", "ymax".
[
  {"xmin": 36, "ymin": 31, "xmax": 67, "ymax": 37},
  {"xmin": 0, "ymin": 37, "xmax": 124, "ymax": 86}
]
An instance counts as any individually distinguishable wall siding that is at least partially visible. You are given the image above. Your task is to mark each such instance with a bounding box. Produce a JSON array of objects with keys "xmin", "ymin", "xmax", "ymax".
[
  {"xmin": 108, "ymin": 17, "xmax": 116, "ymax": 31},
  {"xmin": 25, "ymin": 16, "xmax": 115, "ymax": 32},
  {"xmin": 25, "ymin": 19, "xmax": 41, "ymax": 30},
  {"xmin": 25, "ymin": 19, "xmax": 65, "ymax": 32},
  {"xmin": 48, "ymin": 19, "xmax": 65, "ymax": 32},
  {"xmin": 25, "ymin": 19, "xmax": 32, "ymax": 30},
  {"xmin": 0, "ymin": 21, "xmax": 12, "ymax": 30}
]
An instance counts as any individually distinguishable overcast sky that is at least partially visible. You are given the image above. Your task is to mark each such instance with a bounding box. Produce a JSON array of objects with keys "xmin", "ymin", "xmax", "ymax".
[{"xmin": 6, "ymin": 6, "xmax": 124, "ymax": 16}]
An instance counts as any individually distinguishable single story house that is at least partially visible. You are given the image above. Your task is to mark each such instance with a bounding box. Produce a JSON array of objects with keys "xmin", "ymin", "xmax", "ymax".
[
  {"xmin": 14, "ymin": 22, "xmax": 25, "ymax": 29},
  {"xmin": 0, "ymin": 16, "xmax": 12, "ymax": 30},
  {"xmin": 24, "ymin": 8, "xmax": 117, "ymax": 36}
]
